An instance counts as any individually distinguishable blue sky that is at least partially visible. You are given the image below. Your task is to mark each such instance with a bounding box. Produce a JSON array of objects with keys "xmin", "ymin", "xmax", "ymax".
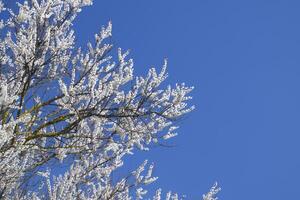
[{"xmin": 74, "ymin": 1, "xmax": 300, "ymax": 199}]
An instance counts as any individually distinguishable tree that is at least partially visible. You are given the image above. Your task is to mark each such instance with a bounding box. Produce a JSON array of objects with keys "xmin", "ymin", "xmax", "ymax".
[{"xmin": 0, "ymin": 0, "xmax": 220, "ymax": 199}]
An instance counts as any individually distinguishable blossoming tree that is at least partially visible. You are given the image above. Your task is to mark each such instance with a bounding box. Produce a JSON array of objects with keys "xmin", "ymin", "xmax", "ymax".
[{"xmin": 0, "ymin": 0, "xmax": 220, "ymax": 199}]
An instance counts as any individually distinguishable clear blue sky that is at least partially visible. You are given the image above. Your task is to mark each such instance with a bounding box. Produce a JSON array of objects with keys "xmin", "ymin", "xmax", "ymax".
[{"xmin": 74, "ymin": 1, "xmax": 300, "ymax": 199}]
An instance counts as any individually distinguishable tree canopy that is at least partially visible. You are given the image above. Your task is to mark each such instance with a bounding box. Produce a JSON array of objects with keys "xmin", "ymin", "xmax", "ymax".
[{"xmin": 0, "ymin": 1, "xmax": 219, "ymax": 199}]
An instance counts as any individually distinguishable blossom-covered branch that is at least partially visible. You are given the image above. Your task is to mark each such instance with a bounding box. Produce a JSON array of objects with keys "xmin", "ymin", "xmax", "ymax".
[{"xmin": 0, "ymin": 0, "xmax": 219, "ymax": 199}]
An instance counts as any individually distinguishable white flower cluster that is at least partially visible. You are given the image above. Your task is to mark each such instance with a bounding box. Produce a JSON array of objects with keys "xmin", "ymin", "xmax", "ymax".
[
  {"xmin": 0, "ymin": 0, "xmax": 219, "ymax": 199},
  {"xmin": 202, "ymin": 183, "xmax": 221, "ymax": 200}
]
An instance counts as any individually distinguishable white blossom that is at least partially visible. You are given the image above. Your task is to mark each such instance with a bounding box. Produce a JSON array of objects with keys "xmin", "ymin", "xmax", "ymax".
[
  {"xmin": 202, "ymin": 183, "xmax": 221, "ymax": 200},
  {"xmin": 0, "ymin": 1, "xmax": 219, "ymax": 199}
]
